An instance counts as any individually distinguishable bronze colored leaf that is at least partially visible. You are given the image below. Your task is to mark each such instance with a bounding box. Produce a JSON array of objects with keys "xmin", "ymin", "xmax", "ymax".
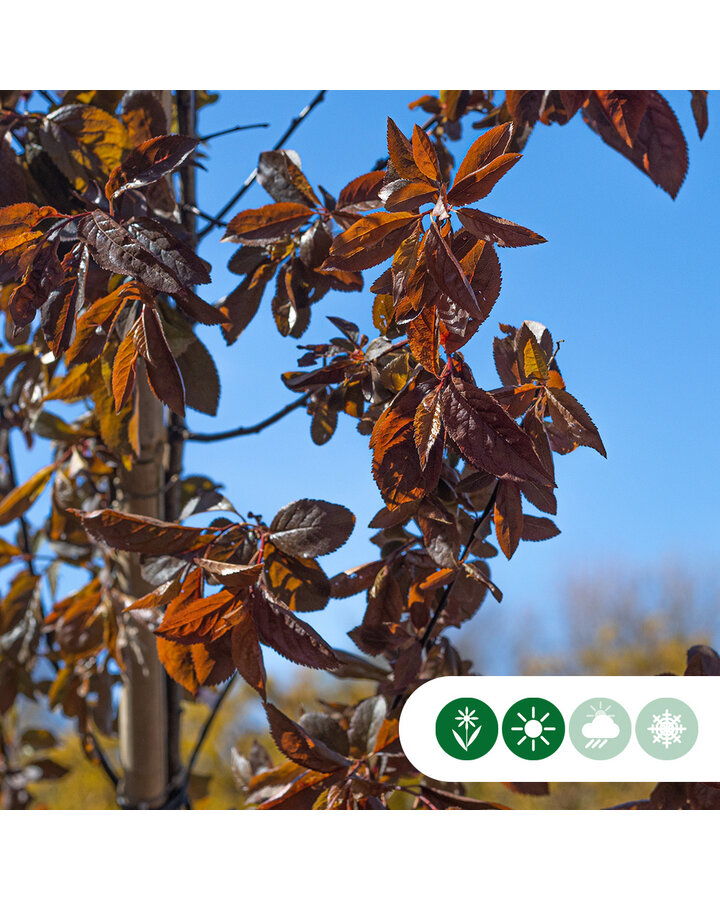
[
  {"xmin": 112, "ymin": 326, "xmax": 140, "ymax": 411},
  {"xmin": 454, "ymin": 122, "xmax": 513, "ymax": 184},
  {"xmin": 383, "ymin": 180, "xmax": 438, "ymax": 213},
  {"xmin": 386, "ymin": 118, "xmax": 423, "ymax": 181},
  {"xmin": 0, "ymin": 462, "xmax": 56, "ymax": 526},
  {"xmin": 256, "ymin": 150, "xmax": 320, "ymax": 207},
  {"xmin": 440, "ymin": 376, "xmax": 553, "ymax": 485},
  {"xmin": 336, "ymin": 170, "xmax": 385, "ymax": 212},
  {"xmin": 141, "ymin": 306, "xmax": 185, "ymax": 416},
  {"xmin": 264, "ymin": 702, "xmax": 349, "ymax": 773},
  {"xmin": 690, "ymin": 91, "xmax": 709, "ymax": 139},
  {"xmin": 223, "ymin": 203, "xmax": 315, "ymax": 243},
  {"xmin": 447, "ymin": 154, "xmax": 521, "ymax": 206},
  {"xmin": 521, "ymin": 515, "xmax": 561, "ymax": 542},
  {"xmin": 230, "ymin": 604, "xmax": 266, "ymax": 698},
  {"xmin": 583, "ymin": 91, "xmax": 688, "ymax": 198},
  {"xmin": 176, "ymin": 333, "xmax": 220, "ymax": 416},
  {"xmin": 250, "ymin": 587, "xmax": 339, "ymax": 670},
  {"xmin": 66, "ymin": 283, "xmax": 129, "ymax": 365},
  {"xmin": 329, "ymin": 560, "xmax": 385, "ymax": 599},
  {"xmin": 106, "ymin": 133, "xmax": 199, "ymax": 200},
  {"xmin": 364, "ymin": 565, "xmax": 404, "ymax": 629},
  {"xmin": 546, "ymin": 387, "xmax": 606, "ymax": 457},
  {"xmin": 262, "ymin": 542, "xmax": 331, "ymax": 612},
  {"xmin": 411, "ymin": 124, "xmax": 442, "ymax": 182},
  {"xmin": 413, "ymin": 388, "xmax": 444, "ymax": 469},
  {"xmin": 157, "ymin": 581, "xmax": 238, "ymax": 645},
  {"xmin": 425, "ymin": 222, "xmax": 483, "ymax": 320},
  {"xmin": 193, "ymin": 560, "xmax": 263, "ymax": 591},
  {"xmin": 220, "ymin": 261, "xmax": 275, "ymax": 345},
  {"xmin": 77, "ymin": 509, "xmax": 217, "ymax": 556},
  {"xmin": 407, "ymin": 304, "xmax": 442, "ymax": 375},
  {"xmin": 269, "ymin": 499, "xmax": 355, "ymax": 558},
  {"xmin": 456, "ymin": 208, "xmax": 546, "ymax": 248},
  {"xmin": 326, "ymin": 212, "xmax": 419, "ymax": 272},
  {"xmin": 157, "ymin": 637, "xmax": 200, "ymax": 694},
  {"xmin": 9, "ymin": 240, "xmax": 63, "ymax": 327},
  {"xmin": 191, "ymin": 632, "xmax": 236, "ymax": 687},
  {"xmin": 494, "ymin": 479, "xmax": 523, "ymax": 559},
  {"xmin": 39, "ymin": 104, "xmax": 128, "ymax": 190},
  {"xmin": 370, "ymin": 388, "xmax": 442, "ymax": 509},
  {"xmin": 593, "ymin": 91, "xmax": 649, "ymax": 147},
  {"xmin": 77, "ymin": 211, "xmax": 213, "ymax": 309}
]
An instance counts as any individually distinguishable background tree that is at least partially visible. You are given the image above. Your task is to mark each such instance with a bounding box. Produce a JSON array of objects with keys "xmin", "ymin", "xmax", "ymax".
[{"xmin": 0, "ymin": 88, "xmax": 716, "ymax": 810}]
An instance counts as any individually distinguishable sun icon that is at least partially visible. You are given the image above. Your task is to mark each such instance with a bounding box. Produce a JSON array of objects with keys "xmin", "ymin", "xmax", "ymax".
[
  {"xmin": 510, "ymin": 704, "xmax": 557, "ymax": 752},
  {"xmin": 503, "ymin": 698, "xmax": 565, "ymax": 759}
]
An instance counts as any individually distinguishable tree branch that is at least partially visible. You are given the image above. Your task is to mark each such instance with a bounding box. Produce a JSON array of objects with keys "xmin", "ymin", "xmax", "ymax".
[
  {"xmin": 183, "ymin": 675, "xmax": 236, "ymax": 786},
  {"xmin": 419, "ymin": 479, "xmax": 499, "ymax": 651},
  {"xmin": 198, "ymin": 122, "xmax": 269, "ymax": 142},
  {"xmin": 0, "ymin": 411, "xmax": 35, "ymax": 577},
  {"xmin": 390, "ymin": 480, "xmax": 499, "ymax": 713},
  {"xmin": 88, "ymin": 730, "xmax": 119, "ymax": 788},
  {"xmin": 184, "ymin": 394, "xmax": 308, "ymax": 443},
  {"xmin": 197, "ymin": 90, "xmax": 327, "ymax": 240}
]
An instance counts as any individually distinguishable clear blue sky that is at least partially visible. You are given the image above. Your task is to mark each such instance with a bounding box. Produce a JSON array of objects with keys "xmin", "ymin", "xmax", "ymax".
[
  {"xmin": 188, "ymin": 90, "xmax": 720, "ymax": 671},
  {"xmin": 9, "ymin": 90, "xmax": 719, "ymax": 676}
]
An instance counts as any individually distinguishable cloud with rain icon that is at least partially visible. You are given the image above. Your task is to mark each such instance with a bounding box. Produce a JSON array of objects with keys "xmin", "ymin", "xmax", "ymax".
[{"xmin": 582, "ymin": 705, "xmax": 620, "ymax": 749}]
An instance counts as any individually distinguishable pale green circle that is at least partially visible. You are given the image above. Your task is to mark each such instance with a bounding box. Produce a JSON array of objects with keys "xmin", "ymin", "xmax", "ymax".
[
  {"xmin": 635, "ymin": 698, "xmax": 698, "ymax": 760},
  {"xmin": 569, "ymin": 698, "xmax": 631, "ymax": 760}
]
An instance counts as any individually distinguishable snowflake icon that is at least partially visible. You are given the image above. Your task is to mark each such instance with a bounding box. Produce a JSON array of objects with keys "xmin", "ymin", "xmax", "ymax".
[{"xmin": 648, "ymin": 708, "xmax": 687, "ymax": 749}]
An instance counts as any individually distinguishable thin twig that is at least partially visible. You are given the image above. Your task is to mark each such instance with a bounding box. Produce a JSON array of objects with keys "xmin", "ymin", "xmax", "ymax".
[
  {"xmin": 181, "ymin": 204, "xmax": 228, "ymax": 230},
  {"xmin": 37, "ymin": 90, "xmax": 57, "ymax": 108},
  {"xmin": 197, "ymin": 90, "xmax": 327, "ymax": 240},
  {"xmin": 0, "ymin": 415, "xmax": 35, "ymax": 578},
  {"xmin": 88, "ymin": 730, "xmax": 119, "ymax": 787},
  {"xmin": 183, "ymin": 675, "xmax": 237, "ymax": 786},
  {"xmin": 184, "ymin": 395, "xmax": 308, "ymax": 443},
  {"xmin": 198, "ymin": 123, "xmax": 269, "ymax": 142},
  {"xmin": 419, "ymin": 480, "xmax": 499, "ymax": 651},
  {"xmin": 390, "ymin": 480, "xmax": 499, "ymax": 713}
]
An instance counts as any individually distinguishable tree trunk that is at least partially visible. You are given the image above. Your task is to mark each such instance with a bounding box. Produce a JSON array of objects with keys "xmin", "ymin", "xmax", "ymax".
[
  {"xmin": 117, "ymin": 368, "xmax": 168, "ymax": 808},
  {"xmin": 116, "ymin": 90, "xmax": 178, "ymax": 809}
]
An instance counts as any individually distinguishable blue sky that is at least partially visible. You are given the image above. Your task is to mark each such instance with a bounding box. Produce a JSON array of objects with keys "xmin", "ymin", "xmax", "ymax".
[
  {"xmin": 188, "ymin": 90, "xmax": 720, "ymax": 670},
  {"xmin": 8, "ymin": 90, "xmax": 719, "ymax": 676}
]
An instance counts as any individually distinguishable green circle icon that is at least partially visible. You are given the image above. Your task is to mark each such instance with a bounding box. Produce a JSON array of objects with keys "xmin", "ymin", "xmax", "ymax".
[
  {"xmin": 569, "ymin": 698, "xmax": 632, "ymax": 760},
  {"xmin": 435, "ymin": 697, "xmax": 498, "ymax": 760},
  {"xmin": 502, "ymin": 698, "xmax": 565, "ymax": 759},
  {"xmin": 635, "ymin": 698, "xmax": 698, "ymax": 760}
]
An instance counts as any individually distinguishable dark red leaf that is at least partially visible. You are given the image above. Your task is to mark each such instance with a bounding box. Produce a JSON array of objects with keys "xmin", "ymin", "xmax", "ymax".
[
  {"xmin": 456, "ymin": 208, "xmax": 546, "ymax": 248},
  {"xmin": 264, "ymin": 702, "xmax": 349, "ymax": 772},
  {"xmin": 454, "ymin": 122, "xmax": 513, "ymax": 183},
  {"xmin": 250, "ymin": 587, "xmax": 339, "ymax": 670},
  {"xmin": 106, "ymin": 134, "xmax": 199, "ymax": 200},
  {"xmin": 223, "ymin": 203, "xmax": 315, "ymax": 243},
  {"xmin": 447, "ymin": 154, "xmax": 521, "ymax": 206},
  {"xmin": 494, "ymin": 480, "xmax": 523, "ymax": 559},
  {"xmin": 440, "ymin": 376, "xmax": 553, "ymax": 485},
  {"xmin": 269, "ymin": 499, "xmax": 355, "ymax": 558}
]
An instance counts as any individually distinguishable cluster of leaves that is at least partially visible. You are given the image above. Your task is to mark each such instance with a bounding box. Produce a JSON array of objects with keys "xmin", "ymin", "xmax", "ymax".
[
  {"xmin": 219, "ymin": 151, "xmax": 377, "ymax": 342},
  {"xmin": 72, "ymin": 497, "xmax": 355, "ymax": 698},
  {"xmin": 409, "ymin": 90, "xmax": 709, "ymax": 199},
  {"xmin": 0, "ymin": 90, "xmax": 712, "ymax": 811}
]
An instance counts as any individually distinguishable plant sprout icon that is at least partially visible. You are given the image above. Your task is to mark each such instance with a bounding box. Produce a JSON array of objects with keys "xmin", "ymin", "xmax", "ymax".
[
  {"xmin": 453, "ymin": 706, "xmax": 481, "ymax": 752},
  {"xmin": 510, "ymin": 705, "xmax": 557, "ymax": 753},
  {"xmin": 582, "ymin": 701, "xmax": 619, "ymax": 749}
]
